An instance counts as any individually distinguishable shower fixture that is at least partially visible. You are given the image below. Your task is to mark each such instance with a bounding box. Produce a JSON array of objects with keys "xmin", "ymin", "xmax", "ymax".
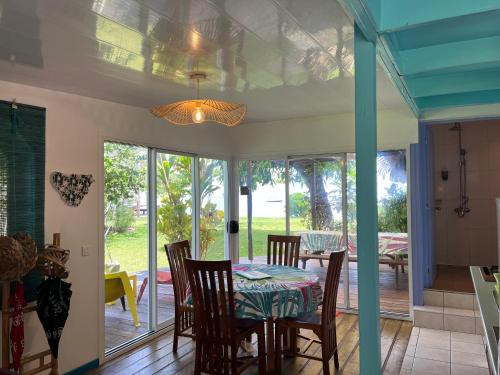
[{"xmin": 449, "ymin": 123, "xmax": 470, "ymax": 217}]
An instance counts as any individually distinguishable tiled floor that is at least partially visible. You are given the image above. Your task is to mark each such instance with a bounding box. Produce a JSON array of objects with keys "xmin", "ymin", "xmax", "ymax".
[{"xmin": 400, "ymin": 327, "xmax": 490, "ymax": 375}]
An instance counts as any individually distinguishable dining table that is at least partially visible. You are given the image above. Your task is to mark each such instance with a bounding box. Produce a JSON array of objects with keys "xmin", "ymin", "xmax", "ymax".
[{"xmin": 231, "ymin": 263, "xmax": 323, "ymax": 373}]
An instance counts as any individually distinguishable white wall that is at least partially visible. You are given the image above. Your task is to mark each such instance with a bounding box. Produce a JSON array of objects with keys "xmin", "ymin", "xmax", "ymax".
[
  {"xmin": 228, "ymin": 108, "xmax": 418, "ymax": 159},
  {"xmin": 0, "ymin": 80, "xmax": 232, "ymax": 373}
]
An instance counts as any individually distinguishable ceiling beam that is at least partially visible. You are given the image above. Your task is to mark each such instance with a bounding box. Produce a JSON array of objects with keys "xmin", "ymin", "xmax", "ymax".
[
  {"xmin": 416, "ymin": 89, "xmax": 500, "ymax": 109},
  {"xmin": 397, "ymin": 35, "xmax": 500, "ymax": 76},
  {"xmin": 407, "ymin": 69, "xmax": 500, "ymax": 98},
  {"xmin": 339, "ymin": 0, "xmax": 419, "ymax": 116},
  {"xmin": 380, "ymin": 0, "xmax": 500, "ymax": 32}
]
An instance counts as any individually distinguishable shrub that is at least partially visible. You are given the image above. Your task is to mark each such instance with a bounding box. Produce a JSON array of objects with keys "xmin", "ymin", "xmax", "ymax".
[
  {"xmin": 378, "ymin": 186, "xmax": 407, "ymax": 233},
  {"xmin": 112, "ymin": 204, "xmax": 136, "ymax": 233}
]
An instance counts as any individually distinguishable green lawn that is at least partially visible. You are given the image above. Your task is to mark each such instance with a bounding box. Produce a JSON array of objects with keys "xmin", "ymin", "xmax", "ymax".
[{"xmin": 105, "ymin": 217, "xmax": 308, "ymax": 273}]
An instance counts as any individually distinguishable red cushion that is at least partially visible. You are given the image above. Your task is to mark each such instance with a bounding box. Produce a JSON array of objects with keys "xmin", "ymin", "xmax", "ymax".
[{"xmin": 157, "ymin": 271, "xmax": 172, "ymax": 284}]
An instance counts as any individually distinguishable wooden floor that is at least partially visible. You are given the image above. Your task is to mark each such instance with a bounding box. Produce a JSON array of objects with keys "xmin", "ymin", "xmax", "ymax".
[
  {"xmin": 431, "ymin": 265, "xmax": 474, "ymax": 293},
  {"xmin": 105, "ymin": 261, "xmax": 409, "ymax": 351},
  {"xmin": 105, "ymin": 272, "xmax": 175, "ymax": 351},
  {"xmin": 94, "ymin": 314, "xmax": 412, "ymax": 375}
]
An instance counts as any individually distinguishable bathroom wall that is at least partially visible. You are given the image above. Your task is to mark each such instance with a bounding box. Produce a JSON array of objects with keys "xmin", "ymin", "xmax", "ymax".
[{"xmin": 432, "ymin": 120, "xmax": 500, "ymax": 266}]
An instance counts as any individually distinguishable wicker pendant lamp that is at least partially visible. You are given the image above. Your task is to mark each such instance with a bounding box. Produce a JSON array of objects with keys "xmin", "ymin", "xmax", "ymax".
[{"xmin": 151, "ymin": 72, "xmax": 246, "ymax": 127}]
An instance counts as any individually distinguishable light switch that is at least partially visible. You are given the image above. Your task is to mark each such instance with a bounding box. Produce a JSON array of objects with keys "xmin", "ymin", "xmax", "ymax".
[{"xmin": 81, "ymin": 245, "xmax": 91, "ymax": 257}]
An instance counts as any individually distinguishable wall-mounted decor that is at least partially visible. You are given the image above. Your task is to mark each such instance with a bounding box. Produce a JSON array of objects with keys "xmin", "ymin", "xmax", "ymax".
[{"xmin": 50, "ymin": 172, "xmax": 94, "ymax": 207}]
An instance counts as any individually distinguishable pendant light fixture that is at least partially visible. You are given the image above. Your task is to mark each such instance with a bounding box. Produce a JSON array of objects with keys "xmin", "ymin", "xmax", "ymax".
[{"xmin": 151, "ymin": 72, "xmax": 246, "ymax": 126}]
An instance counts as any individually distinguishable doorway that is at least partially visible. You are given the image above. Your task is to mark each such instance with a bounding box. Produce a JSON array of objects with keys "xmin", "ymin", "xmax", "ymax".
[
  {"xmin": 103, "ymin": 142, "xmax": 229, "ymax": 354},
  {"xmin": 238, "ymin": 150, "xmax": 410, "ymax": 315}
]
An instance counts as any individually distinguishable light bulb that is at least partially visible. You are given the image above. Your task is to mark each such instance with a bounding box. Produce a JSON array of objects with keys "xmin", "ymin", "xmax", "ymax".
[{"xmin": 192, "ymin": 106, "xmax": 206, "ymax": 124}]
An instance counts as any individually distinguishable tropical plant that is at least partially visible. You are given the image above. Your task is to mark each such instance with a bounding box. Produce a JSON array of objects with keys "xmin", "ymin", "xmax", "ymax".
[
  {"xmin": 156, "ymin": 155, "xmax": 224, "ymax": 260},
  {"xmin": 104, "ymin": 143, "xmax": 146, "ymax": 263},
  {"xmin": 289, "ymin": 192, "xmax": 310, "ymax": 218},
  {"xmin": 378, "ymin": 185, "xmax": 407, "ymax": 233}
]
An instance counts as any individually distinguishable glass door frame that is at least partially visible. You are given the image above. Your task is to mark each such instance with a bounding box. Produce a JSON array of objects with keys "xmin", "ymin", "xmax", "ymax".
[
  {"xmin": 102, "ymin": 140, "xmax": 231, "ymax": 358},
  {"xmin": 235, "ymin": 148, "xmax": 412, "ymax": 318},
  {"xmin": 286, "ymin": 153, "xmax": 350, "ymax": 310},
  {"xmin": 151, "ymin": 150, "xmax": 231, "ymax": 331}
]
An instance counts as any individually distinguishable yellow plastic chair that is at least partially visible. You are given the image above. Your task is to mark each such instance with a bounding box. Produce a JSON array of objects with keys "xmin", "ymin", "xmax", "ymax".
[{"xmin": 105, "ymin": 271, "xmax": 140, "ymax": 327}]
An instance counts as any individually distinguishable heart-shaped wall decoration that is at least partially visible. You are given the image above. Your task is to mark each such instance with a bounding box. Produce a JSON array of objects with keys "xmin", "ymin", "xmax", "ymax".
[{"xmin": 51, "ymin": 172, "xmax": 94, "ymax": 207}]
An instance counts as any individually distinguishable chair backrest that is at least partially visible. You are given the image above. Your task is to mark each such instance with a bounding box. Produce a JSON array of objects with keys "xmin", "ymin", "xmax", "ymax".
[
  {"xmin": 267, "ymin": 234, "xmax": 301, "ymax": 267},
  {"xmin": 165, "ymin": 240, "xmax": 192, "ymax": 307},
  {"xmin": 321, "ymin": 250, "xmax": 345, "ymax": 349},
  {"xmin": 184, "ymin": 258, "xmax": 236, "ymax": 372}
]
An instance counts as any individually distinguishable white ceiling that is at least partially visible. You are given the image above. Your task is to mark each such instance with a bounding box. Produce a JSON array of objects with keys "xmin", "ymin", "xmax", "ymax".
[{"xmin": 0, "ymin": 0, "xmax": 407, "ymax": 123}]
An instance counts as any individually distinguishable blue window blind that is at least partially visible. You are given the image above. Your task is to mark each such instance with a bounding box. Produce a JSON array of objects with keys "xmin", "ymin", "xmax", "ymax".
[{"xmin": 0, "ymin": 100, "xmax": 45, "ymax": 301}]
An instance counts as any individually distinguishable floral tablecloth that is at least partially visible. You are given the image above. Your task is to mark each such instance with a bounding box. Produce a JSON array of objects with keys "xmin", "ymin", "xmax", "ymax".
[{"xmin": 231, "ymin": 264, "xmax": 323, "ymax": 320}]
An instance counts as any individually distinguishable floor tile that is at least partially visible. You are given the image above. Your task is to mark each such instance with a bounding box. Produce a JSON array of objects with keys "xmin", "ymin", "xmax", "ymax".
[
  {"xmin": 451, "ymin": 351, "xmax": 488, "ymax": 368},
  {"xmin": 451, "ymin": 363, "xmax": 490, "ymax": 375},
  {"xmin": 443, "ymin": 292, "xmax": 474, "ymax": 310},
  {"xmin": 419, "ymin": 328, "xmax": 451, "ymax": 340},
  {"xmin": 405, "ymin": 344, "xmax": 416, "ymax": 357},
  {"xmin": 451, "ymin": 341, "xmax": 485, "ymax": 355},
  {"xmin": 451, "ymin": 332, "xmax": 484, "ymax": 344},
  {"xmin": 408, "ymin": 336, "xmax": 418, "ymax": 347},
  {"xmin": 424, "ymin": 290, "xmax": 444, "ymax": 306},
  {"xmin": 444, "ymin": 315, "xmax": 476, "ymax": 334},
  {"xmin": 417, "ymin": 336, "xmax": 451, "ymax": 350},
  {"xmin": 414, "ymin": 305, "xmax": 444, "ymax": 314},
  {"xmin": 414, "ymin": 311, "xmax": 444, "ymax": 330},
  {"xmin": 415, "ymin": 346, "xmax": 450, "ymax": 362},
  {"xmin": 401, "ymin": 355, "xmax": 414, "ymax": 370},
  {"xmin": 443, "ymin": 307, "xmax": 475, "ymax": 317},
  {"xmin": 411, "ymin": 358, "xmax": 450, "ymax": 375}
]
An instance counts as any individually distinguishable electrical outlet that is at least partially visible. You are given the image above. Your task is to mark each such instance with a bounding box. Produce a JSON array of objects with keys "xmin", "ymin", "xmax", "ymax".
[{"xmin": 81, "ymin": 245, "xmax": 91, "ymax": 257}]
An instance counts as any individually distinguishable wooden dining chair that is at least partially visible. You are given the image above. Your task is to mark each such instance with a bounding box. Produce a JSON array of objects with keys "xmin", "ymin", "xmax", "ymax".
[
  {"xmin": 184, "ymin": 258, "xmax": 266, "ymax": 375},
  {"xmin": 165, "ymin": 240, "xmax": 194, "ymax": 353},
  {"xmin": 267, "ymin": 234, "xmax": 301, "ymax": 268},
  {"xmin": 274, "ymin": 250, "xmax": 346, "ymax": 375}
]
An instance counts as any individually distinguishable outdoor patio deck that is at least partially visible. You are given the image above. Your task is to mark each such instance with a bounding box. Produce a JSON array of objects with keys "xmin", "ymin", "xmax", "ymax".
[{"xmin": 105, "ymin": 259, "xmax": 408, "ymax": 352}]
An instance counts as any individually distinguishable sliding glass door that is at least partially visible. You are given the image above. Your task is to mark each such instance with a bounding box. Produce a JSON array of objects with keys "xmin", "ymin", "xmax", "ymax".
[
  {"xmin": 238, "ymin": 160, "xmax": 286, "ymax": 264},
  {"xmin": 237, "ymin": 150, "xmax": 409, "ymax": 315},
  {"xmin": 104, "ymin": 142, "xmax": 229, "ymax": 354},
  {"xmin": 199, "ymin": 158, "xmax": 228, "ymax": 260},
  {"xmin": 288, "ymin": 155, "xmax": 348, "ymax": 307},
  {"xmin": 103, "ymin": 143, "xmax": 149, "ymax": 352},
  {"xmin": 155, "ymin": 152, "xmax": 193, "ymax": 326}
]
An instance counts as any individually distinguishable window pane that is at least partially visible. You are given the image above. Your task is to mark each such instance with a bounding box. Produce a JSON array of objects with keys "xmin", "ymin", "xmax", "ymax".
[
  {"xmin": 289, "ymin": 156, "xmax": 346, "ymax": 307},
  {"xmin": 239, "ymin": 160, "xmax": 286, "ymax": 264},
  {"xmin": 200, "ymin": 158, "xmax": 227, "ymax": 260},
  {"xmin": 104, "ymin": 142, "xmax": 149, "ymax": 352},
  {"xmin": 156, "ymin": 152, "xmax": 193, "ymax": 325},
  {"xmin": 347, "ymin": 150, "xmax": 409, "ymax": 314}
]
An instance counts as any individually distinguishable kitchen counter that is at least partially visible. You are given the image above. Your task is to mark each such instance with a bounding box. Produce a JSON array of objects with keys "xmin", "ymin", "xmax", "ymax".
[{"xmin": 470, "ymin": 266, "xmax": 499, "ymax": 375}]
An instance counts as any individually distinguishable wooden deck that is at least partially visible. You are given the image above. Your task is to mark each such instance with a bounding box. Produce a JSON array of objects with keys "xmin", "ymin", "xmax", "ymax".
[
  {"xmin": 96, "ymin": 314, "xmax": 412, "ymax": 374},
  {"xmin": 105, "ymin": 260, "xmax": 409, "ymax": 352}
]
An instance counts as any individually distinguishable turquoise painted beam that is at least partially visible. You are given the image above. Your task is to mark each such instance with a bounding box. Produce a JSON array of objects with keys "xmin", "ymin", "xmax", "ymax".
[
  {"xmin": 407, "ymin": 69, "xmax": 500, "ymax": 98},
  {"xmin": 397, "ymin": 35, "xmax": 500, "ymax": 76},
  {"xmin": 386, "ymin": 9, "xmax": 500, "ymax": 51},
  {"xmin": 381, "ymin": 0, "xmax": 500, "ymax": 32},
  {"xmin": 338, "ymin": 0, "xmax": 378, "ymax": 42},
  {"xmin": 377, "ymin": 37, "xmax": 419, "ymax": 116},
  {"xmin": 417, "ymin": 89, "xmax": 500, "ymax": 109},
  {"xmin": 340, "ymin": 0, "xmax": 419, "ymax": 116},
  {"xmin": 354, "ymin": 23, "xmax": 381, "ymax": 375}
]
